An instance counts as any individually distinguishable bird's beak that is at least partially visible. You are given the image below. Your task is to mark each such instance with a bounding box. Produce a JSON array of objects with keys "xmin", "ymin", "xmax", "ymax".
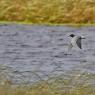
[{"xmin": 81, "ymin": 38, "xmax": 85, "ymax": 39}]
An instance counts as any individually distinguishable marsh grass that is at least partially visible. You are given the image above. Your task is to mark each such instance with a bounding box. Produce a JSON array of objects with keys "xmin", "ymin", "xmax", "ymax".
[
  {"xmin": 0, "ymin": 69, "xmax": 95, "ymax": 95},
  {"xmin": 0, "ymin": 0, "xmax": 95, "ymax": 24}
]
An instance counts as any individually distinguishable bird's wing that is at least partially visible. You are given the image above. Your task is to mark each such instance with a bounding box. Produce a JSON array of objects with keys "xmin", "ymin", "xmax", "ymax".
[{"xmin": 76, "ymin": 37, "xmax": 82, "ymax": 49}]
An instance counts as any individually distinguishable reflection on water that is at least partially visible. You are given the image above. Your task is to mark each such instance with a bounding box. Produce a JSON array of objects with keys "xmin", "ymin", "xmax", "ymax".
[{"xmin": 0, "ymin": 24, "xmax": 95, "ymax": 84}]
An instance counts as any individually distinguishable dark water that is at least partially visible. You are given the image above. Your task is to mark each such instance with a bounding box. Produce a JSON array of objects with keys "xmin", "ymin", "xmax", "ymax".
[{"xmin": 0, "ymin": 24, "xmax": 95, "ymax": 84}]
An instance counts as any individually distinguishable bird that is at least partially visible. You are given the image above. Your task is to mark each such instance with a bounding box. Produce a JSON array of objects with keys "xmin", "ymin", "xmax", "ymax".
[{"xmin": 68, "ymin": 34, "xmax": 85, "ymax": 50}]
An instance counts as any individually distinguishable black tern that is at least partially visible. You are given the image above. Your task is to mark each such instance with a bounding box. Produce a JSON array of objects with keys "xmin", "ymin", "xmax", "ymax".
[{"xmin": 68, "ymin": 34, "xmax": 85, "ymax": 50}]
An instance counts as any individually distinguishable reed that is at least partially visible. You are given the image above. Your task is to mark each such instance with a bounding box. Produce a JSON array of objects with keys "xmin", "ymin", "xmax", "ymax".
[{"xmin": 0, "ymin": 0, "xmax": 95, "ymax": 24}]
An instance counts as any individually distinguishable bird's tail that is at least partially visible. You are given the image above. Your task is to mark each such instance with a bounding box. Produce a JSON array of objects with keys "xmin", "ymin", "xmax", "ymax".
[{"xmin": 68, "ymin": 43, "xmax": 73, "ymax": 52}]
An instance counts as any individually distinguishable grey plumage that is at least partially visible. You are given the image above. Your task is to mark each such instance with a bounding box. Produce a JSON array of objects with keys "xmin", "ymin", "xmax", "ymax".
[
  {"xmin": 68, "ymin": 34, "xmax": 85, "ymax": 50},
  {"xmin": 76, "ymin": 37, "xmax": 81, "ymax": 49}
]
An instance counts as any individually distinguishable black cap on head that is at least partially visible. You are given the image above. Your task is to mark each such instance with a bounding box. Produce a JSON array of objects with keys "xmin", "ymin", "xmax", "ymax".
[{"xmin": 69, "ymin": 34, "xmax": 75, "ymax": 37}]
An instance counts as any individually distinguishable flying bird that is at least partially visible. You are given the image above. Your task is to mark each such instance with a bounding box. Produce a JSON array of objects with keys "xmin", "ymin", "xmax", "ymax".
[{"xmin": 68, "ymin": 34, "xmax": 85, "ymax": 50}]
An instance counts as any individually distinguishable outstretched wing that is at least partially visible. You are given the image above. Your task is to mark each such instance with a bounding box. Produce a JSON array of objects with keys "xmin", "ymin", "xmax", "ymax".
[{"xmin": 76, "ymin": 38, "xmax": 82, "ymax": 49}]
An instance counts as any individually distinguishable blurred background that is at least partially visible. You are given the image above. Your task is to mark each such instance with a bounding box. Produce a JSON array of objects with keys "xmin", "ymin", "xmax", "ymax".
[{"xmin": 0, "ymin": 0, "xmax": 95, "ymax": 24}]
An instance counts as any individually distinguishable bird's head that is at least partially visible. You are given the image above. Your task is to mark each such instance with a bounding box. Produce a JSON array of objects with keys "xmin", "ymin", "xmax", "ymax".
[{"xmin": 69, "ymin": 34, "xmax": 75, "ymax": 38}]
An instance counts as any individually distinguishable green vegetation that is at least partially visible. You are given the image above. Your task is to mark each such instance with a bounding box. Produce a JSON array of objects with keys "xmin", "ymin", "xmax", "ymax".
[
  {"xmin": 1, "ymin": 80, "xmax": 95, "ymax": 95},
  {"xmin": 0, "ymin": 66, "xmax": 95, "ymax": 95},
  {"xmin": 0, "ymin": 0, "xmax": 95, "ymax": 24}
]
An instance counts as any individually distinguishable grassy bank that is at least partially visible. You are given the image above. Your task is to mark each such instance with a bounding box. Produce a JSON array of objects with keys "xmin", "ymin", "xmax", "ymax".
[
  {"xmin": 0, "ymin": 0, "xmax": 95, "ymax": 24},
  {"xmin": 1, "ymin": 81, "xmax": 95, "ymax": 95},
  {"xmin": 0, "ymin": 71, "xmax": 95, "ymax": 95}
]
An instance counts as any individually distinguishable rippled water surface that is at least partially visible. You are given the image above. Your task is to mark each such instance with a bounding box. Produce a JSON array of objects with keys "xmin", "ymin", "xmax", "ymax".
[{"xmin": 0, "ymin": 24, "xmax": 95, "ymax": 84}]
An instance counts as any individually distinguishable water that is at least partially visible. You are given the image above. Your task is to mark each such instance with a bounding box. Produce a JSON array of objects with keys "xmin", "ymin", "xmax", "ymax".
[{"xmin": 0, "ymin": 24, "xmax": 95, "ymax": 84}]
